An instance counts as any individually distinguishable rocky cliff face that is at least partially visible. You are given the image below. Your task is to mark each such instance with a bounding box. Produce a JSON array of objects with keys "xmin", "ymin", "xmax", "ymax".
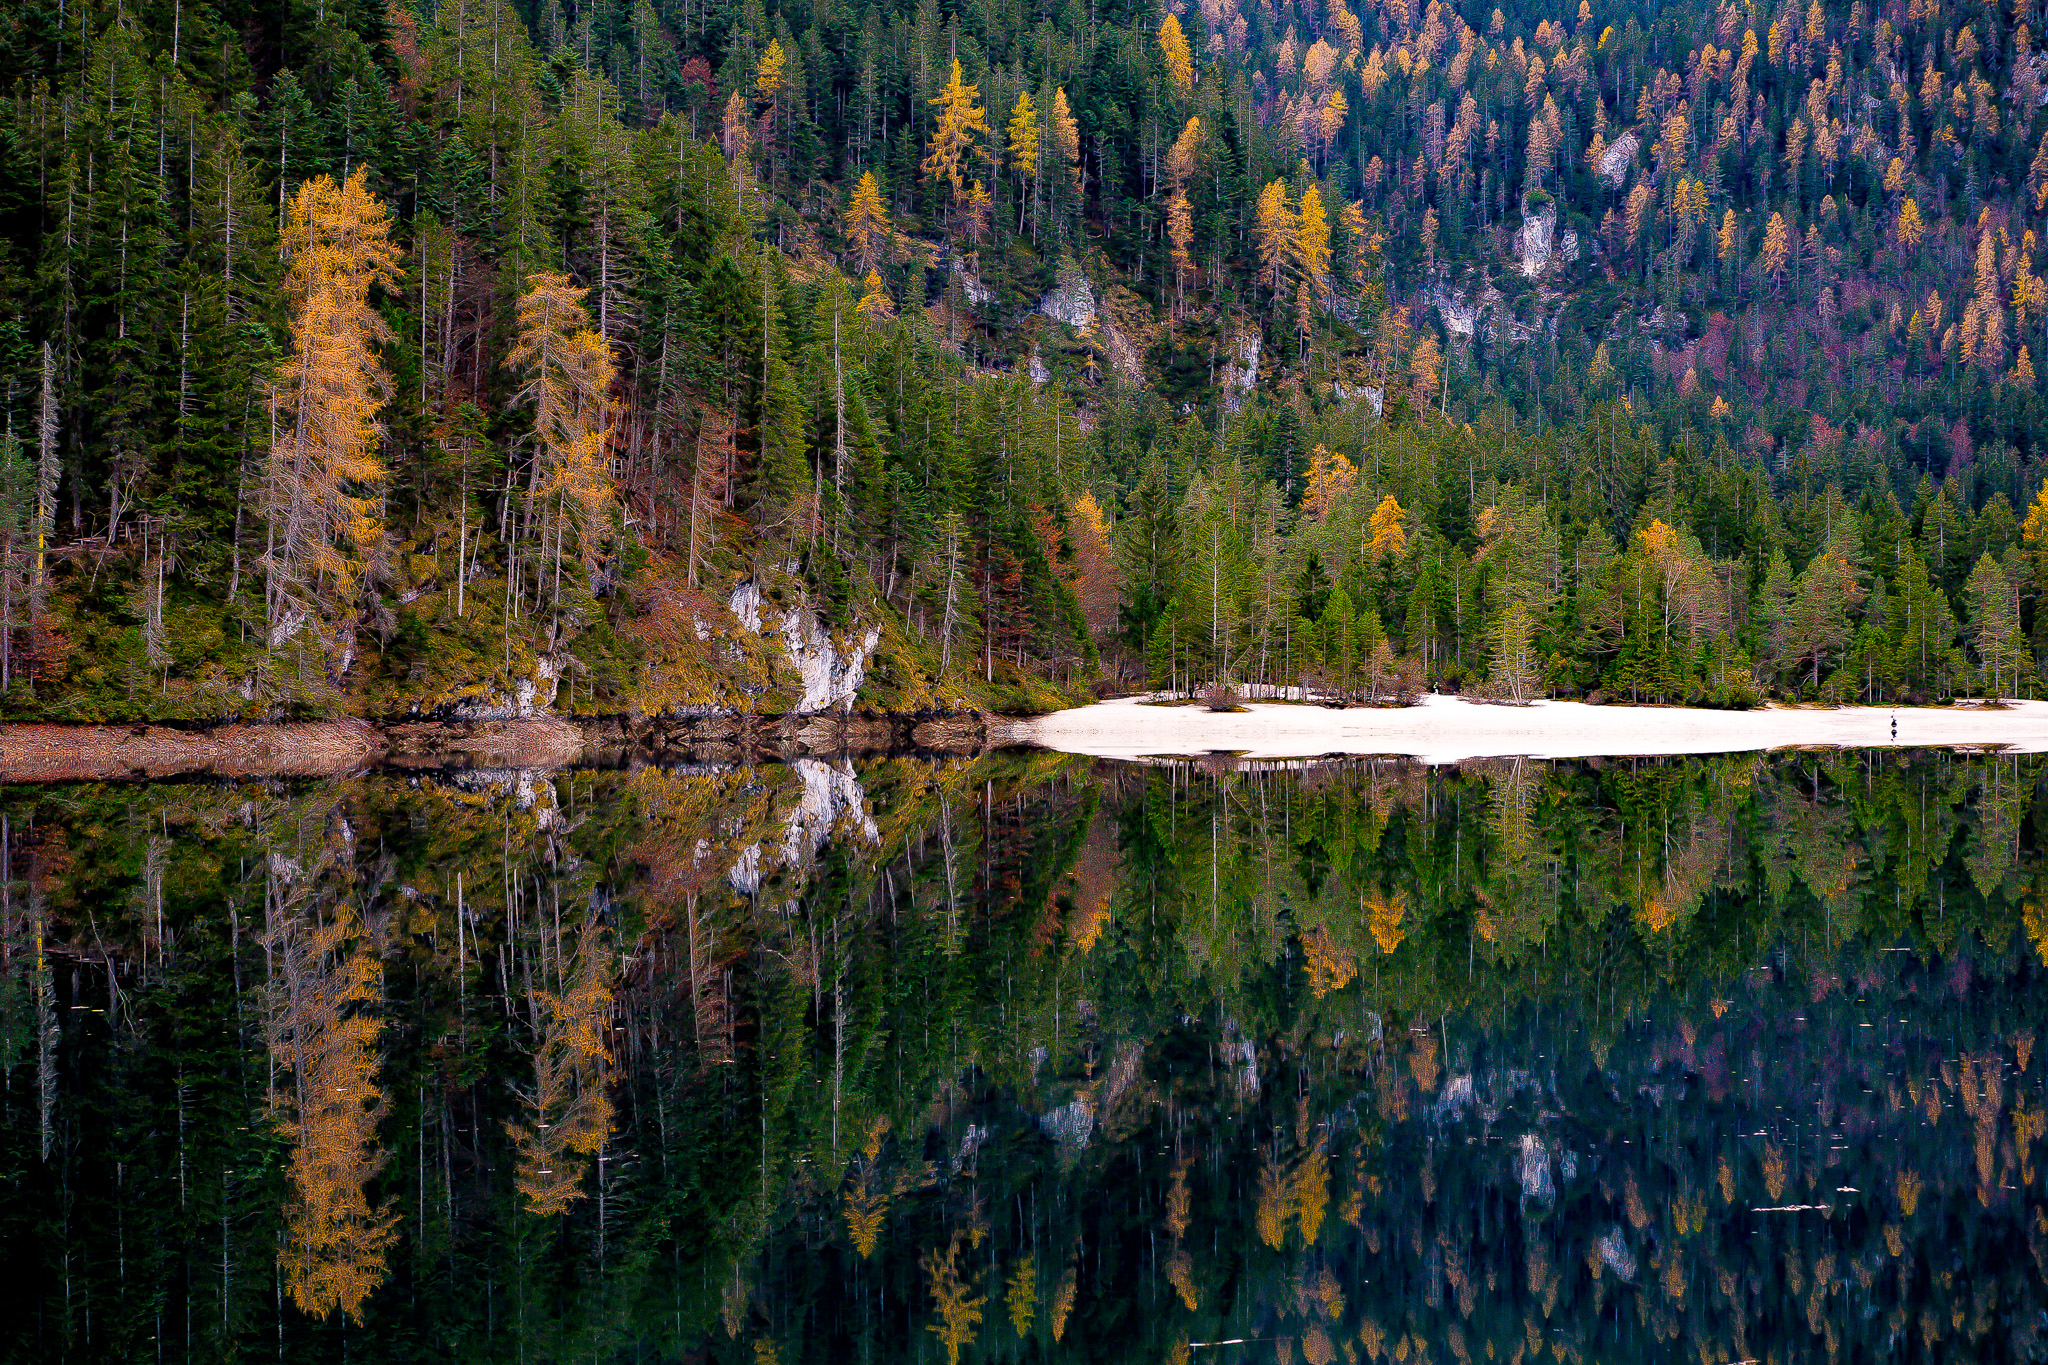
[{"xmin": 727, "ymin": 580, "xmax": 882, "ymax": 714}]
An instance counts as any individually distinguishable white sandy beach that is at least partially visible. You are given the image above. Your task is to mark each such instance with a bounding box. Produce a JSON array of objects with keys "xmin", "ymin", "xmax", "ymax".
[{"xmin": 1006, "ymin": 694, "xmax": 2048, "ymax": 764}]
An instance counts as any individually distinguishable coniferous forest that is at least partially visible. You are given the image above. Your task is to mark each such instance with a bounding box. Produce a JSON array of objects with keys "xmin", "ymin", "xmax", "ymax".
[{"xmin": 14, "ymin": 0, "xmax": 2048, "ymax": 716}]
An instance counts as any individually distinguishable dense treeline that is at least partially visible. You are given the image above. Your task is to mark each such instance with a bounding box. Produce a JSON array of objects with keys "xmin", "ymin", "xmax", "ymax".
[{"xmin": 10, "ymin": 0, "xmax": 2048, "ymax": 714}]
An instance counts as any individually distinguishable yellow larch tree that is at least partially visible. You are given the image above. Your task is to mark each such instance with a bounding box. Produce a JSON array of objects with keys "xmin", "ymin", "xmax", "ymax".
[
  {"xmin": 1290, "ymin": 1141, "xmax": 1332, "ymax": 1242},
  {"xmin": 1757, "ymin": 210, "xmax": 1791, "ymax": 290},
  {"xmin": 1159, "ymin": 12, "xmax": 1194, "ymax": 90},
  {"xmin": 1316, "ymin": 89, "xmax": 1348, "ymax": 163},
  {"xmin": 1368, "ymin": 497, "xmax": 1417, "ymax": 556},
  {"xmin": 1365, "ymin": 888, "xmax": 1408, "ymax": 952},
  {"xmin": 1341, "ymin": 199, "xmax": 1381, "ymax": 290},
  {"xmin": 856, "ymin": 269, "xmax": 897, "ymax": 322},
  {"xmin": 924, "ymin": 59, "xmax": 991, "ymax": 204},
  {"xmin": 1050, "ymin": 87, "xmax": 1083, "ymax": 198},
  {"xmin": 1254, "ymin": 179, "xmax": 1298, "ymax": 293},
  {"xmin": 1302, "ymin": 444, "xmax": 1357, "ymax": 521},
  {"xmin": 263, "ymin": 167, "xmax": 401, "ymax": 651},
  {"xmin": 510, "ymin": 272, "xmax": 618, "ymax": 600},
  {"xmin": 757, "ymin": 38, "xmax": 788, "ymax": 105},
  {"xmin": 1006, "ymin": 91, "xmax": 1040, "ymax": 232},
  {"xmin": 1301, "ymin": 925, "xmax": 1357, "ymax": 997},
  {"xmin": 1164, "ymin": 118, "xmax": 1201, "ymax": 310},
  {"xmin": 754, "ymin": 39, "xmax": 791, "ymax": 174},
  {"xmin": 1297, "ymin": 183, "xmax": 1333, "ymax": 297},
  {"xmin": 844, "ymin": 170, "xmax": 892, "ymax": 272},
  {"xmin": 1409, "ymin": 328, "xmax": 1444, "ymax": 410}
]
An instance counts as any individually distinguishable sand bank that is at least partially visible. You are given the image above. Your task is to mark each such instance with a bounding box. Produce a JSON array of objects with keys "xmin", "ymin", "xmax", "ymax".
[{"xmin": 1002, "ymin": 694, "xmax": 2048, "ymax": 764}]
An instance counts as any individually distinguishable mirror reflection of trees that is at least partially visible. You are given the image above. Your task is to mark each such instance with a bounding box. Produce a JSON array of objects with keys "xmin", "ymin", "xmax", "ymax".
[{"xmin": 0, "ymin": 750, "xmax": 2044, "ymax": 1362}]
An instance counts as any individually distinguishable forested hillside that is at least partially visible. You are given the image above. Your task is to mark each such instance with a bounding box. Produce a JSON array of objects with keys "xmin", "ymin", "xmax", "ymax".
[{"xmin": 7, "ymin": 0, "xmax": 2048, "ymax": 718}]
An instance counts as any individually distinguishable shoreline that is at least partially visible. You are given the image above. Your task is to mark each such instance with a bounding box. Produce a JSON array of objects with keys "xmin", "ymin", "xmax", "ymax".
[
  {"xmin": 996, "ymin": 694, "xmax": 2048, "ymax": 764},
  {"xmin": 0, "ymin": 710, "xmax": 991, "ymax": 783}
]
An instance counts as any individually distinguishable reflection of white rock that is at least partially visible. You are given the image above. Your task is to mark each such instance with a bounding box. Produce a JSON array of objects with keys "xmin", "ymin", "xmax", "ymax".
[
  {"xmin": 1434, "ymin": 1073, "xmax": 1478, "ymax": 1122},
  {"xmin": 781, "ymin": 758, "xmax": 881, "ymax": 865},
  {"xmin": 1597, "ymin": 1227, "xmax": 1637, "ymax": 1281},
  {"xmin": 1040, "ymin": 1098, "xmax": 1096, "ymax": 1151},
  {"xmin": 1516, "ymin": 199, "xmax": 1559, "ymax": 277},
  {"xmin": 953, "ymin": 1123, "xmax": 988, "ymax": 1171},
  {"xmin": 1220, "ymin": 1018, "xmax": 1260, "ymax": 1096},
  {"xmin": 1516, "ymin": 1134, "xmax": 1556, "ymax": 1205},
  {"xmin": 1597, "ymin": 131, "xmax": 1637, "ymax": 187}
]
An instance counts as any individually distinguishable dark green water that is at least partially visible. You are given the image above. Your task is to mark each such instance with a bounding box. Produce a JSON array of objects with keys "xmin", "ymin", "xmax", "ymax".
[{"xmin": 3, "ymin": 750, "xmax": 2046, "ymax": 1364}]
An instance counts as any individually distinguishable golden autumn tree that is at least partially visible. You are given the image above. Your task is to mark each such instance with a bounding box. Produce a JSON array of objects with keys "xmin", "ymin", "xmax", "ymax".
[
  {"xmin": 1301, "ymin": 444, "xmax": 1357, "ymax": 521},
  {"xmin": 1163, "ymin": 118, "xmax": 1201, "ymax": 311},
  {"xmin": 1896, "ymin": 196, "xmax": 1926, "ymax": 249},
  {"xmin": 1366, "ymin": 494, "xmax": 1408, "ymax": 557},
  {"xmin": 1300, "ymin": 925, "xmax": 1357, "ymax": 997},
  {"xmin": 1049, "ymin": 87, "xmax": 1083, "ymax": 201},
  {"xmin": 856, "ymin": 269, "xmax": 897, "ymax": 323},
  {"xmin": 1254, "ymin": 180, "xmax": 1298, "ymax": 293},
  {"xmin": 267, "ymin": 896, "xmax": 397, "ymax": 1324},
  {"xmin": 923, "ymin": 59, "xmax": 991, "ymax": 237},
  {"xmin": 844, "ymin": 170, "xmax": 892, "ymax": 272},
  {"xmin": 1297, "ymin": 183, "xmax": 1333, "ymax": 302},
  {"xmin": 1006, "ymin": 91, "xmax": 1040, "ymax": 232},
  {"xmin": 1757, "ymin": 210, "xmax": 1791, "ymax": 291},
  {"xmin": 1159, "ymin": 12, "xmax": 1194, "ymax": 90},
  {"xmin": 1290, "ymin": 1140, "xmax": 1332, "ymax": 1243},
  {"xmin": 510, "ymin": 272, "xmax": 618, "ymax": 600},
  {"xmin": 505, "ymin": 907, "xmax": 616, "ymax": 1217},
  {"xmin": 263, "ymin": 167, "xmax": 401, "ymax": 651},
  {"xmin": 1408, "ymin": 329, "xmax": 1444, "ymax": 410}
]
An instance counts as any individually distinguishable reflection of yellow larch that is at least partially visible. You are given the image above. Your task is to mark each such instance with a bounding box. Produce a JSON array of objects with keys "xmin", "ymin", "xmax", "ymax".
[
  {"xmin": 1256, "ymin": 1150, "xmax": 1288, "ymax": 1248},
  {"xmin": 1764, "ymin": 1142, "xmax": 1788, "ymax": 1201},
  {"xmin": 1302, "ymin": 925, "xmax": 1358, "ymax": 997},
  {"xmin": 1005, "ymin": 1255, "xmax": 1037, "ymax": 1336},
  {"xmin": 1167, "ymin": 1248, "xmax": 1198, "ymax": 1310},
  {"xmin": 923, "ymin": 1235, "xmax": 986, "ymax": 1365},
  {"xmin": 1291, "ymin": 1143, "xmax": 1332, "ymax": 1244},
  {"xmin": 1049, "ymin": 1257, "xmax": 1078, "ymax": 1340},
  {"xmin": 1365, "ymin": 890, "xmax": 1407, "ymax": 954}
]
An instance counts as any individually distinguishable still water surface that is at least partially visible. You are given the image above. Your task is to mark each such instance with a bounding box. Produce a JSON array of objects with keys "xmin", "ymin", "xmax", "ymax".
[{"xmin": 2, "ymin": 750, "xmax": 2044, "ymax": 1363}]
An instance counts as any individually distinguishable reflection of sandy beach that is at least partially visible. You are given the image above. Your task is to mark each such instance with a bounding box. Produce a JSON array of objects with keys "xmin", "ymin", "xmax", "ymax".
[{"xmin": 1003, "ymin": 694, "xmax": 2048, "ymax": 764}]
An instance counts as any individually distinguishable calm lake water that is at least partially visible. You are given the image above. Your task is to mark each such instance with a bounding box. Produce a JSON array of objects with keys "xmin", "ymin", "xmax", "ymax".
[{"xmin": 2, "ymin": 750, "xmax": 2044, "ymax": 1363}]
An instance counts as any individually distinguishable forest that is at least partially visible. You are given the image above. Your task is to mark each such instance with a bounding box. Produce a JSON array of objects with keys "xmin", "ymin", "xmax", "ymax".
[
  {"xmin": 3, "ymin": 751, "xmax": 2046, "ymax": 1360},
  {"xmin": 11, "ymin": 0, "xmax": 2048, "ymax": 716}
]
